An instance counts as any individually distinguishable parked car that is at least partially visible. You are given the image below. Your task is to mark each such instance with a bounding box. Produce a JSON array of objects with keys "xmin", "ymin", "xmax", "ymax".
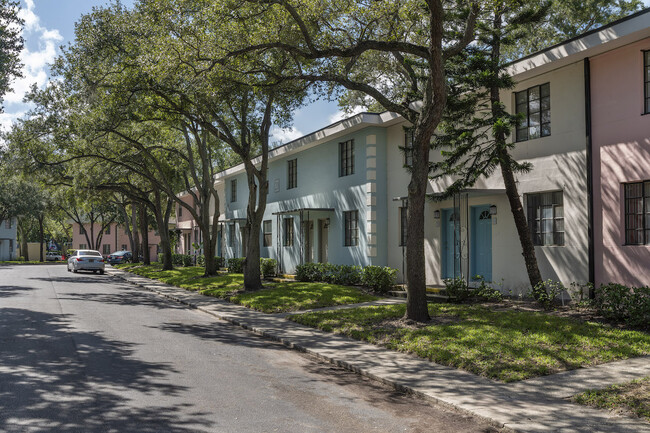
[
  {"xmin": 106, "ymin": 250, "xmax": 133, "ymax": 265},
  {"xmin": 46, "ymin": 251, "xmax": 63, "ymax": 261},
  {"xmin": 67, "ymin": 250, "xmax": 105, "ymax": 274}
]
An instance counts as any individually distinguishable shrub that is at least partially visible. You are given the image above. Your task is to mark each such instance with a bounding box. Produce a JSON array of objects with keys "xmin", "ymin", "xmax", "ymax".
[
  {"xmin": 227, "ymin": 257, "xmax": 245, "ymax": 273},
  {"xmin": 182, "ymin": 254, "xmax": 194, "ymax": 267},
  {"xmin": 171, "ymin": 253, "xmax": 194, "ymax": 267},
  {"xmin": 296, "ymin": 262, "xmax": 324, "ymax": 282},
  {"xmin": 474, "ymin": 277, "xmax": 503, "ymax": 301},
  {"xmin": 260, "ymin": 258, "xmax": 277, "ymax": 277},
  {"xmin": 332, "ymin": 265, "xmax": 363, "ymax": 286},
  {"xmin": 444, "ymin": 277, "xmax": 472, "ymax": 301},
  {"xmin": 362, "ymin": 266, "xmax": 397, "ymax": 293},
  {"xmin": 17, "ymin": 256, "xmax": 25, "ymax": 262},
  {"xmin": 594, "ymin": 283, "xmax": 650, "ymax": 328},
  {"xmin": 197, "ymin": 254, "xmax": 205, "ymax": 267},
  {"xmin": 158, "ymin": 253, "xmax": 164, "ymax": 263},
  {"xmin": 531, "ymin": 280, "xmax": 567, "ymax": 308}
]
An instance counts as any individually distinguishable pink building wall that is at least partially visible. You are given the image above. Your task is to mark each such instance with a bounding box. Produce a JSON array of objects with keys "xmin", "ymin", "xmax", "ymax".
[
  {"xmin": 71, "ymin": 222, "xmax": 162, "ymax": 260},
  {"xmin": 591, "ymin": 38, "xmax": 650, "ymax": 287},
  {"xmin": 176, "ymin": 194, "xmax": 199, "ymax": 254}
]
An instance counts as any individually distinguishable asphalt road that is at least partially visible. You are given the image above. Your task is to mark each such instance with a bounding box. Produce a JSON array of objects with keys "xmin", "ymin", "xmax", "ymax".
[{"xmin": 0, "ymin": 264, "xmax": 498, "ymax": 433}]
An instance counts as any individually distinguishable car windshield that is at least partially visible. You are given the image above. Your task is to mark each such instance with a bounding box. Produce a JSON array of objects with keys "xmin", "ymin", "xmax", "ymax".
[
  {"xmin": 78, "ymin": 250, "xmax": 102, "ymax": 256},
  {"xmin": 111, "ymin": 251, "xmax": 130, "ymax": 256}
]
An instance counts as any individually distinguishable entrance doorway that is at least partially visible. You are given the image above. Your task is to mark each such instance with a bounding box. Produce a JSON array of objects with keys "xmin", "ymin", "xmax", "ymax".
[
  {"xmin": 318, "ymin": 219, "xmax": 328, "ymax": 263},
  {"xmin": 470, "ymin": 205, "xmax": 492, "ymax": 281},
  {"xmin": 303, "ymin": 221, "xmax": 314, "ymax": 263},
  {"xmin": 441, "ymin": 209, "xmax": 461, "ymax": 279}
]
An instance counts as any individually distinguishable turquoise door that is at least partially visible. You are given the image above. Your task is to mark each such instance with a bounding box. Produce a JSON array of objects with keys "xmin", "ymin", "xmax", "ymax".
[
  {"xmin": 470, "ymin": 205, "xmax": 492, "ymax": 281},
  {"xmin": 441, "ymin": 209, "xmax": 460, "ymax": 279}
]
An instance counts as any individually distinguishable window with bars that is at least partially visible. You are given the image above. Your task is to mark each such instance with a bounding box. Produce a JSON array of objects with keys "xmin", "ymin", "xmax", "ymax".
[
  {"xmin": 404, "ymin": 130, "xmax": 414, "ymax": 167},
  {"xmin": 79, "ymin": 244, "xmax": 87, "ymax": 249},
  {"xmin": 399, "ymin": 207, "xmax": 408, "ymax": 246},
  {"xmin": 283, "ymin": 218, "xmax": 294, "ymax": 246},
  {"xmin": 624, "ymin": 181, "xmax": 650, "ymax": 245},
  {"xmin": 339, "ymin": 139, "xmax": 354, "ymax": 177},
  {"xmin": 526, "ymin": 191, "xmax": 564, "ymax": 246},
  {"xmin": 229, "ymin": 224, "xmax": 236, "ymax": 248},
  {"xmin": 121, "ymin": 244, "xmax": 128, "ymax": 250},
  {"xmin": 79, "ymin": 224, "xmax": 85, "ymax": 234},
  {"xmin": 102, "ymin": 244, "xmax": 111, "ymax": 254},
  {"xmin": 344, "ymin": 210, "xmax": 359, "ymax": 246},
  {"xmin": 643, "ymin": 51, "xmax": 650, "ymax": 114},
  {"xmin": 263, "ymin": 220, "xmax": 272, "ymax": 247},
  {"xmin": 515, "ymin": 83, "xmax": 551, "ymax": 142},
  {"xmin": 287, "ymin": 159, "xmax": 297, "ymax": 189},
  {"xmin": 230, "ymin": 179, "xmax": 237, "ymax": 202},
  {"xmin": 105, "ymin": 225, "xmax": 110, "ymax": 235}
]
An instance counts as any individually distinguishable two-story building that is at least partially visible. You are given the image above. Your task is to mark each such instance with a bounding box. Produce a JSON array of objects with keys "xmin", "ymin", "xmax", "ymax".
[
  {"xmin": 0, "ymin": 218, "xmax": 17, "ymax": 261},
  {"xmin": 71, "ymin": 221, "xmax": 163, "ymax": 259},
  {"xmin": 183, "ymin": 9, "xmax": 650, "ymax": 292}
]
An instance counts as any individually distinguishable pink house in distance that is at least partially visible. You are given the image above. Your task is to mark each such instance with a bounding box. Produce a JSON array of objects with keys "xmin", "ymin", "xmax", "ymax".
[{"xmin": 71, "ymin": 221, "xmax": 162, "ymax": 260}]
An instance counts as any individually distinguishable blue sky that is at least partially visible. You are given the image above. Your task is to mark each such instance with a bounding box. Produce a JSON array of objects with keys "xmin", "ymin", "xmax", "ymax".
[{"xmin": 2, "ymin": 0, "xmax": 650, "ymax": 140}]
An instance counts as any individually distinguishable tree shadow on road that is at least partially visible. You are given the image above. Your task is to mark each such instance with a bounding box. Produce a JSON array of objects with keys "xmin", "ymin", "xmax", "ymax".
[
  {"xmin": 0, "ymin": 285, "xmax": 36, "ymax": 298},
  {"xmin": 0, "ymin": 308, "xmax": 214, "ymax": 432}
]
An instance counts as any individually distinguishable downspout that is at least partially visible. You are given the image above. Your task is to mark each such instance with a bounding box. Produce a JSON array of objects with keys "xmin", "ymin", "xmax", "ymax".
[{"xmin": 584, "ymin": 58, "xmax": 595, "ymax": 298}]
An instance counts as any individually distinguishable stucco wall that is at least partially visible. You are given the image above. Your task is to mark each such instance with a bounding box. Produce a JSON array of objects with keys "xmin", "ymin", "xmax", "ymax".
[
  {"xmin": 0, "ymin": 218, "xmax": 17, "ymax": 260},
  {"xmin": 72, "ymin": 222, "xmax": 162, "ymax": 259},
  {"xmin": 591, "ymin": 37, "xmax": 650, "ymax": 287}
]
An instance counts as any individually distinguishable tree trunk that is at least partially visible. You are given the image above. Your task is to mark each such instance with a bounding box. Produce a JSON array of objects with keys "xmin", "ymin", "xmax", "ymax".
[
  {"xmin": 242, "ymin": 165, "xmax": 268, "ymax": 291},
  {"xmin": 18, "ymin": 219, "xmax": 28, "ymax": 261},
  {"xmin": 152, "ymin": 198, "xmax": 173, "ymax": 271},
  {"xmin": 38, "ymin": 215, "xmax": 44, "ymax": 262},
  {"xmin": 139, "ymin": 204, "xmax": 150, "ymax": 265},
  {"xmin": 131, "ymin": 205, "xmax": 140, "ymax": 263}
]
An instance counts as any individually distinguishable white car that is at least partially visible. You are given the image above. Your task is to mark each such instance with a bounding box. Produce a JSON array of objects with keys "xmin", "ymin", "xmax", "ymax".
[
  {"xmin": 67, "ymin": 250, "xmax": 106, "ymax": 274},
  {"xmin": 46, "ymin": 251, "xmax": 63, "ymax": 261}
]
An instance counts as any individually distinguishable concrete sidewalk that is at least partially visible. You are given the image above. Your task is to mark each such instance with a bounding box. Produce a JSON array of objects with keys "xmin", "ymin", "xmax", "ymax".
[{"xmin": 108, "ymin": 267, "xmax": 650, "ymax": 433}]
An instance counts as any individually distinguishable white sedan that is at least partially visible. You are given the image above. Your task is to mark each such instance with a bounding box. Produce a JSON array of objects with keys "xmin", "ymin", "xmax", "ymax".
[{"xmin": 67, "ymin": 250, "xmax": 106, "ymax": 274}]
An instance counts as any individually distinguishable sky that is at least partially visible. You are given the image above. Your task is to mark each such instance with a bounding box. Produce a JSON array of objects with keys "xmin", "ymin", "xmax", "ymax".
[
  {"xmin": 3, "ymin": 0, "xmax": 650, "ymax": 141},
  {"xmin": 0, "ymin": 0, "xmax": 349, "ymax": 142}
]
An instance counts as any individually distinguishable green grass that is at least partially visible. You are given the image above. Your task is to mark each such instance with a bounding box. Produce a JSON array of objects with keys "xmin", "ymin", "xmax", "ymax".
[
  {"xmin": 0, "ymin": 260, "xmax": 51, "ymax": 264},
  {"xmin": 573, "ymin": 377, "xmax": 650, "ymax": 422},
  {"xmin": 115, "ymin": 263, "xmax": 379, "ymax": 313},
  {"xmin": 289, "ymin": 304, "xmax": 650, "ymax": 382}
]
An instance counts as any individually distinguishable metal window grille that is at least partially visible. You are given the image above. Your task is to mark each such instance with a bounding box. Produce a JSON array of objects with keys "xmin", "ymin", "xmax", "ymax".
[
  {"xmin": 645, "ymin": 51, "xmax": 650, "ymax": 114},
  {"xmin": 283, "ymin": 218, "xmax": 294, "ymax": 246},
  {"xmin": 344, "ymin": 210, "xmax": 359, "ymax": 246},
  {"xmin": 287, "ymin": 159, "xmax": 297, "ymax": 189},
  {"xmin": 103, "ymin": 244, "xmax": 111, "ymax": 254},
  {"xmin": 399, "ymin": 207, "xmax": 408, "ymax": 246},
  {"xmin": 79, "ymin": 244, "xmax": 87, "ymax": 249},
  {"xmin": 624, "ymin": 181, "xmax": 650, "ymax": 245},
  {"xmin": 339, "ymin": 140, "xmax": 354, "ymax": 177},
  {"xmin": 121, "ymin": 244, "xmax": 127, "ymax": 250},
  {"xmin": 231, "ymin": 179, "xmax": 237, "ymax": 202},
  {"xmin": 105, "ymin": 225, "xmax": 110, "ymax": 235},
  {"xmin": 263, "ymin": 220, "xmax": 272, "ymax": 247},
  {"xmin": 526, "ymin": 191, "xmax": 564, "ymax": 246},
  {"xmin": 79, "ymin": 224, "xmax": 85, "ymax": 234},
  {"xmin": 515, "ymin": 83, "xmax": 551, "ymax": 142}
]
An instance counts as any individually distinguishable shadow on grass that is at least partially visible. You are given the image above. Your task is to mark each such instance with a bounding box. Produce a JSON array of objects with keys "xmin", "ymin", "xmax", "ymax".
[{"xmin": 0, "ymin": 308, "xmax": 214, "ymax": 432}]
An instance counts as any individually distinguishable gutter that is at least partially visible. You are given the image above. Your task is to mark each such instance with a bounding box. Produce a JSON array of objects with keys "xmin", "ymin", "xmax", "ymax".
[{"xmin": 584, "ymin": 58, "xmax": 595, "ymax": 298}]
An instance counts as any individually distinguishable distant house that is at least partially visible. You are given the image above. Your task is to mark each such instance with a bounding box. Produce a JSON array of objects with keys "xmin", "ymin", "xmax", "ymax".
[
  {"xmin": 70, "ymin": 221, "xmax": 162, "ymax": 260},
  {"xmin": 0, "ymin": 218, "xmax": 17, "ymax": 261}
]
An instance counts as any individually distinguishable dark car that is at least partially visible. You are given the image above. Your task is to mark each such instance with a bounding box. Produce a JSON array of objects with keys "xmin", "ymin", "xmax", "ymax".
[{"xmin": 106, "ymin": 250, "xmax": 133, "ymax": 264}]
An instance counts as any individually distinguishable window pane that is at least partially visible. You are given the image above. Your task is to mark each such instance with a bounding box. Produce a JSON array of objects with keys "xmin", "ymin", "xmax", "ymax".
[
  {"xmin": 516, "ymin": 102, "xmax": 527, "ymax": 116},
  {"xmin": 540, "ymin": 83, "xmax": 550, "ymax": 97},
  {"xmin": 645, "ymin": 51, "xmax": 650, "ymax": 67},
  {"xmin": 646, "ymin": 98, "xmax": 650, "ymax": 115},
  {"xmin": 646, "ymin": 66, "xmax": 650, "ymax": 82},
  {"xmin": 529, "ymin": 99, "xmax": 540, "ymax": 113},
  {"xmin": 541, "ymin": 110, "xmax": 551, "ymax": 124},
  {"xmin": 541, "ymin": 123, "xmax": 551, "ymax": 137},
  {"xmin": 544, "ymin": 232, "xmax": 553, "ymax": 246},
  {"xmin": 554, "ymin": 232, "xmax": 564, "ymax": 246},
  {"xmin": 541, "ymin": 97, "xmax": 550, "ymax": 111},
  {"xmin": 516, "ymin": 128, "xmax": 528, "ymax": 142},
  {"xmin": 529, "ymin": 112, "xmax": 540, "ymax": 127},
  {"xmin": 529, "ymin": 86, "xmax": 540, "ymax": 101},
  {"xmin": 515, "ymin": 91, "xmax": 526, "ymax": 105},
  {"xmin": 529, "ymin": 126, "xmax": 540, "ymax": 139}
]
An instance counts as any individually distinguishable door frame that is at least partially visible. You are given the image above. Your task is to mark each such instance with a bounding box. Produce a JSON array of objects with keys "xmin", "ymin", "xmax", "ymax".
[{"xmin": 470, "ymin": 204, "xmax": 493, "ymax": 282}]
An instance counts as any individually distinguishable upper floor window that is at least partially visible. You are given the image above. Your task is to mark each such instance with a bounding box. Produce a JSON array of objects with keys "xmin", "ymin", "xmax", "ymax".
[
  {"xmin": 643, "ymin": 51, "xmax": 650, "ymax": 114},
  {"xmin": 526, "ymin": 191, "xmax": 564, "ymax": 246},
  {"xmin": 287, "ymin": 159, "xmax": 297, "ymax": 189},
  {"xmin": 263, "ymin": 220, "xmax": 272, "ymax": 247},
  {"xmin": 178, "ymin": 205, "xmax": 182, "ymax": 217},
  {"xmin": 515, "ymin": 83, "xmax": 550, "ymax": 142},
  {"xmin": 624, "ymin": 181, "xmax": 650, "ymax": 245},
  {"xmin": 79, "ymin": 224, "xmax": 85, "ymax": 235},
  {"xmin": 79, "ymin": 243, "xmax": 87, "ymax": 249},
  {"xmin": 404, "ymin": 130, "xmax": 414, "ymax": 167},
  {"xmin": 102, "ymin": 244, "xmax": 111, "ymax": 254},
  {"xmin": 339, "ymin": 139, "xmax": 354, "ymax": 177},
  {"xmin": 105, "ymin": 225, "xmax": 110, "ymax": 235},
  {"xmin": 231, "ymin": 179, "xmax": 237, "ymax": 202},
  {"xmin": 5, "ymin": 219, "xmax": 11, "ymax": 229},
  {"xmin": 344, "ymin": 210, "xmax": 359, "ymax": 246},
  {"xmin": 283, "ymin": 218, "xmax": 294, "ymax": 247},
  {"xmin": 399, "ymin": 207, "xmax": 408, "ymax": 246}
]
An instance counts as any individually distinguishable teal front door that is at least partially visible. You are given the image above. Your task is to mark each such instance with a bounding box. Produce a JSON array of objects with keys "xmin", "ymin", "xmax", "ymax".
[
  {"xmin": 441, "ymin": 209, "xmax": 460, "ymax": 279},
  {"xmin": 470, "ymin": 205, "xmax": 492, "ymax": 281}
]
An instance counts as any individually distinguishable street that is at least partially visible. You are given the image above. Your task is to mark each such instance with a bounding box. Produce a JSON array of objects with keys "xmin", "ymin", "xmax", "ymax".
[{"xmin": 0, "ymin": 264, "xmax": 497, "ymax": 433}]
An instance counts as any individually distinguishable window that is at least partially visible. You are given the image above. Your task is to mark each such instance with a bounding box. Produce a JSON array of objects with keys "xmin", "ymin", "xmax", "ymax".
[
  {"xmin": 643, "ymin": 51, "xmax": 650, "ymax": 114},
  {"xmin": 399, "ymin": 207, "xmax": 408, "ymax": 246},
  {"xmin": 339, "ymin": 139, "xmax": 354, "ymax": 177},
  {"xmin": 9, "ymin": 239, "xmax": 13, "ymax": 252},
  {"xmin": 263, "ymin": 220, "xmax": 272, "ymax": 247},
  {"xmin": 79, "ymin": 224, "xmax": 85, "ymax": 234},
  {"xmin": 515, "ymin": 83, "xmax": 551, "ymax": 142},
  {"xmin": 287, "ymin": 159, "xmax": 297, "ymax": 189},
  {"xmin": 103, "ymin": 244, "xmax": 111, "ymax": 254},
  {"xmin": 624, "ymin": 181, "xmax": 650, "ymax": 245},
  {"xmin": 105, "ymin": 225, "xmax": 110, "ymax": 235},
  {"xmin": 231, "ymin": 179, "xmax": 237, "ymax": 202},
  {"xmin": 404, "ymin": 130, "xmax": 414, "ymax": 167},
  {"xmin": 344, "ymin": 210, "xmax": 359, "ymax": 246},
  {"xmin": 5, "ymin": 219, "xmax": 11, "ymax": 229},
  {"xmin": 121, "ymin": 244, "xmax": 128, "ymax": 250},
  {"xmin": 283, "ymin": 218, "xmax": 294, "ymax": 246},
  {"xmin": 526, "ymin": 191, "xmax": 564, "ymax": 246},
  {"xmin": 178, "ymin": 205, "xmax": 182, "ymax": 217},
  {"xmin": 229, "ymin": 224, "xmax": 236, "ymax": 248},
  {"xmin": 79, "ymin": 244, "xmax": 87, "ymax": 249}
]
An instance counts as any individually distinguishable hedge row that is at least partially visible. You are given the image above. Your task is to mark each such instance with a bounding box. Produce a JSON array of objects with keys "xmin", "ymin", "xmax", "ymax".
[
  {"xmin": 594, "ymin": 283, "xmax": 650, "ymax": 329},
  {"xmin": 295, "ymin": 262, "xmax": 396, "ymax": 293},
  {"xmin": 156, "ymin": 253, "xmax": 277, "ymax": 277}
]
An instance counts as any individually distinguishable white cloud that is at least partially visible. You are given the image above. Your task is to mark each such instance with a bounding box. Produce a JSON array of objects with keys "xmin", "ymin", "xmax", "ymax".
[
  {"xmin": 327, "ymin": 105, "xmax": 365, "ymax": 124},
  {"xmin": 1, "ymin": 1, "xmax": 64, "ymax": 131},
  {"xmin": 270, "ymin": 126, "xmax": 304, "ymax": 145}
]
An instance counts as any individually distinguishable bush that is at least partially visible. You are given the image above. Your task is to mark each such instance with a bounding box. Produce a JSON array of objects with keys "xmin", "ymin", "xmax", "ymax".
[
  {"xmin": 444, "ymin": 277, "xmax": 472, "ymax": 301},
  {"xmin": 260, "ymin": 258, "xmax": 277, "ymax": 277},
  {"xmin": 532, "ymin": 279, "xmax": 567, "ymax": 308},
  {"xmin": 594, "ymin": 283, "xmax": 650, "ymax": 328},
  {"xmin": 17, "ymin": 256, "xmax": 25, "ymax": 262},
  {"xmin": 227, "ymin": 257, "xmax": 245, "ymax": 273},
  {"xmin": 332, "ymin": 265, "xmax": 363, "ymax": 286},
  {"xmin": 296, "ymin": 263, "xmax": 326, "ymax": 282},
  {"xmin": 362, "ymin": 266, "xmax": 397, "ymax": 293},
  {"xmin": 170, "ymin": 253, "xmax": 194, "ymax": 267},
  {"xmin": 474, "ymin": 277, "xmax": 503, "ymax": 301}
]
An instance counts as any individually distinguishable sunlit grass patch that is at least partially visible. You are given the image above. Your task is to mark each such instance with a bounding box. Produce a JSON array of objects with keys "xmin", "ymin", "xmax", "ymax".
[
  {"xmin": 573, "ymin": 377, "xmax": 650, "ymax": 422},
  {"xmin": 289, "ymin": 304, "xmax": 650, "ymax": 382}
]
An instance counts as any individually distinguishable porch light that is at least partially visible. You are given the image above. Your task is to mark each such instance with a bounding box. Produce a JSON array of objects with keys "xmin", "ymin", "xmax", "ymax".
[
  {"xmin": 489, "ymin": 205, "xmax": 497, "ymax": 215},
  {"xmin": 433, "ymin": 210, "xmax": 441, "ymax": 219}
]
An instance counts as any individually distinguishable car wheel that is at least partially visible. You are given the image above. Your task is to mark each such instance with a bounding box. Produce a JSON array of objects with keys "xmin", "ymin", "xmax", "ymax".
[
  {"xmin": 100, "ymin": 270, "xmax": 105, "ymax": 275},
  {"xmin": 93, "ymin": 270, "xmax": 97, "ymax": 274},
  {"xmin": 73, "ymin": 268, "xmax": 78, "ymax": 273}
]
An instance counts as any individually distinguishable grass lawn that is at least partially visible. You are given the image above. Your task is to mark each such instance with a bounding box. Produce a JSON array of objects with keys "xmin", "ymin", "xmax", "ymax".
[
  {"xmin": 0, "ymin": 260, "xmax": 52, "ymax": 264},
  {"xmin": 573, "ymin": 377, "xmax": 650, "ymax": 422},
  {"xmin": 115, "ymin": 263, "xmax": 379, "ymax": 313},
  {"xmin": 288, "ymin": 304, "xmax": 650, "ymax": 382}
]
